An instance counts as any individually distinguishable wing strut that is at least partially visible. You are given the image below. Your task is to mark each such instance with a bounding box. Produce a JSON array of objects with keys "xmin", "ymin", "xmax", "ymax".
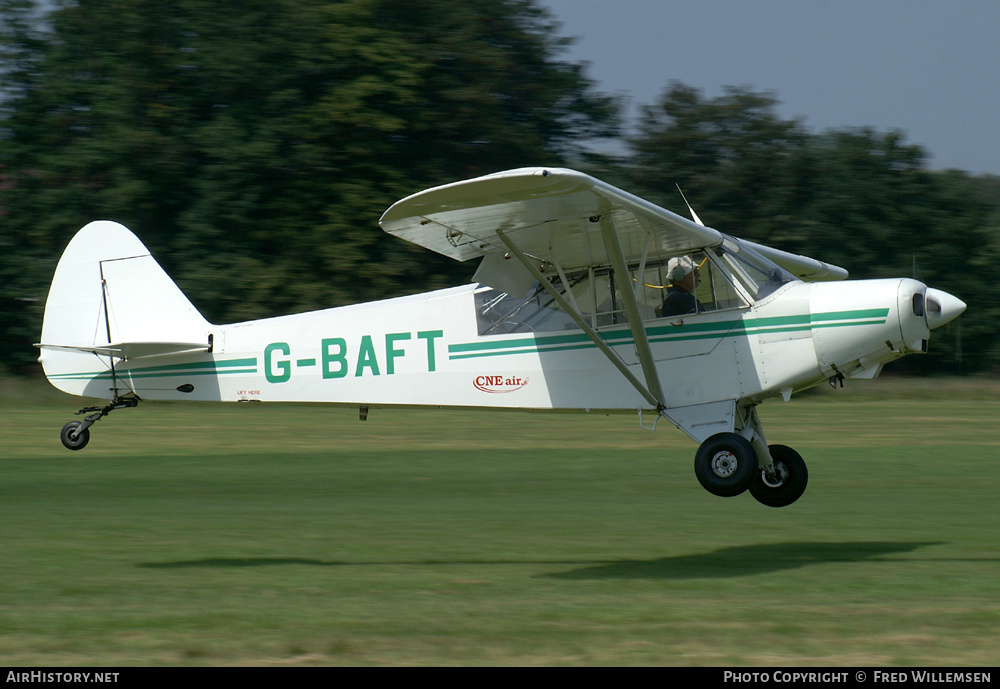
[
  {"xmin": 496, "ymin": 228, "xmax": 664, "ymax": 410},
  {"xmin": 598, "ymin": 216, "xmax": 666, "ymax": 409}
]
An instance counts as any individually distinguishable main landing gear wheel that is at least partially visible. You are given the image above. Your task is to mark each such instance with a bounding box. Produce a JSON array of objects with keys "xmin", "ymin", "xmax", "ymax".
[
  {"xmin": 694, "ymin": 432, "xmax": 758, "ymax": 497},
  {"xmin": 750, "ymin": 444, "xmax": 808, "ymax": 507},
  {"xmin": 60, "ymin": 421, "xmax": 90, "ymax": 451}
]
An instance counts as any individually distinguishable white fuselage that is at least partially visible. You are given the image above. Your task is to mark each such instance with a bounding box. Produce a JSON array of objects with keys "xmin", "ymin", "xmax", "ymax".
[{"xmin": 60, "ymin": 277, "xmax": 924, "ymax": 428}]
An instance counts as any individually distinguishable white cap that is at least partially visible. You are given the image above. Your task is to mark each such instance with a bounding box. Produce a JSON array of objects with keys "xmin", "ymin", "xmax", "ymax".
[{"xmin": 668, "ymin": 256, "xmax": 698, "ymax": 282}]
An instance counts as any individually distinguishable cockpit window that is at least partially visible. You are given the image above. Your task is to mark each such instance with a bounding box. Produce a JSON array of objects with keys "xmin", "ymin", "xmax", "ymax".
[
  {"xmin": 474, "ymin": 239, "xmax": 797, "ymax": 336},
  {"xmin": 475, "ymin": 281, "xmax": 580, "ymax": 335},
  {"xmin": 634, "ymin": 250, "xmax": 745, "ymax": 319}
]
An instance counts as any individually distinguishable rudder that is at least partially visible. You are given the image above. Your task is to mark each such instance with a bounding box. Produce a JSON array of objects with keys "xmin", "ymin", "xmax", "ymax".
[{"xmin": 37, "ymin": 221, "xmax": 212, "ymax": 399}]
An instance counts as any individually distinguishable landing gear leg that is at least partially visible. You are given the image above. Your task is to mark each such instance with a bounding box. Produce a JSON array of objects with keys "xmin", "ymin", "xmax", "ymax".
[{"xmin": 59, "ymin": 395, "xmax": 140, "ymax": 451}]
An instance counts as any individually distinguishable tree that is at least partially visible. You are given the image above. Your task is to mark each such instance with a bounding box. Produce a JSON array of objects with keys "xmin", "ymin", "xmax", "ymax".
[
  {"xmin": 0, "ymin": 0, "xmax": 619, "ymax": 370},
  {"xmin": 626, "ymin": 82, "xmax": 810, "ymax": 237}
]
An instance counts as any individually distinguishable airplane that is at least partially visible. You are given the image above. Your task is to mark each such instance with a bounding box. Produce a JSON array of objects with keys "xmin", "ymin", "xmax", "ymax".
[{"xmin": 36, "ymin": 167, "xmax": 966, "ymax": 507}]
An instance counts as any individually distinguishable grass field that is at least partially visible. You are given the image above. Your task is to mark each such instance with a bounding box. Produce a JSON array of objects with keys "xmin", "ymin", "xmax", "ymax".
[{"xmin": 1, "ymin": 376, "xmax": 998, "ymax": 666}]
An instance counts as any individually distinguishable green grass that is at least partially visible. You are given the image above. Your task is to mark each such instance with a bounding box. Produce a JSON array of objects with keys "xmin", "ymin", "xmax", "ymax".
[{"xmin": 1, "ymin": 376, "xmax": 998, "ymax": 665}]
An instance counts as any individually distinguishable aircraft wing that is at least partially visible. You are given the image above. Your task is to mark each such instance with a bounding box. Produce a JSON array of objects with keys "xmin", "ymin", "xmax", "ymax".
[
  {"xmin": 379, "ymin": 167, "xmax": 723, "ymax": 275},
  {"xmin": 741, "ymin": 239, "xmax": 848, "ymax": 282}
]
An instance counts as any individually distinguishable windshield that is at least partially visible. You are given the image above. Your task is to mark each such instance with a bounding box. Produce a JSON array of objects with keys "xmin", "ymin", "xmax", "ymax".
[{"xmin": 715, "ymin": 237, "xmax": 797, "ymax": 300}]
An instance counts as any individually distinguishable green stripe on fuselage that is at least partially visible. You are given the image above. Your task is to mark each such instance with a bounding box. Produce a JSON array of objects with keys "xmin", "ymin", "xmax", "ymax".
[
  {"xmin": 449, "ymin": 309, "xmax": 889, "ymax": 360},
  {"xmin": 47, "ymin": 358, "xmax": 258, "ymax": 381}
]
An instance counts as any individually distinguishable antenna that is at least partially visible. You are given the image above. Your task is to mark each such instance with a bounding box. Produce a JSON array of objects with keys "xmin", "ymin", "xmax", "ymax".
[{"xmin": 675, "ymin": 184, "xmax": 705, "ymax": 227}]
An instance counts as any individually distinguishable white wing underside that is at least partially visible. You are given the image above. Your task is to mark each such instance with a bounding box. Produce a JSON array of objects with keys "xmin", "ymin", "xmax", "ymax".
[{"xmin": 380, "ymin": 167, "xmax": 846, "ymax": 282}]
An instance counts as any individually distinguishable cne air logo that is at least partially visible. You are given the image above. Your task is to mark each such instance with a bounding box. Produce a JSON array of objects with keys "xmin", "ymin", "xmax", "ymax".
[{"xmin": 474, "ymin": 375, "xmax": 528, "ymax": 393}]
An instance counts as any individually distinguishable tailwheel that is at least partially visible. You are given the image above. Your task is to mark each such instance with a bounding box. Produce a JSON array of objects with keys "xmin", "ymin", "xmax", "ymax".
[
  {"xmin": 694, "ymin": 432, "xmax": 758, "ymax": 497},
  {"xmin": 57, "ymin": 395, "xmax": 140, "ymax": 451},
  {"xmin": 60, "ymin": 421, "xmax": 90, "ymax": 451},
  {"xmin": 750, "ymin": 444, "xmax": 808, "ymax": 507}
]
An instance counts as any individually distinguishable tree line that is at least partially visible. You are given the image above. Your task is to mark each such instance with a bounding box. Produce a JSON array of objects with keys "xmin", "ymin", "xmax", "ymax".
[{"xmin": 2, "ymin": 0, "xmax": 996, "ymax": 374}]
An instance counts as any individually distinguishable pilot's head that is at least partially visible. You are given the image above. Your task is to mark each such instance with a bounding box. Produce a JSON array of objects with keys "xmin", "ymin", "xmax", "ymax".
[{"xmin": 668, "ymin": 255, "xmax": 700, "ymax": 290}]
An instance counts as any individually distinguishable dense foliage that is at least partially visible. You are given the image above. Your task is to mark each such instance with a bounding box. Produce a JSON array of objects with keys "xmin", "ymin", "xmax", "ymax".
[{"xmin": 2, "ymin": 1, "xmax": 995, "ymax": 374}]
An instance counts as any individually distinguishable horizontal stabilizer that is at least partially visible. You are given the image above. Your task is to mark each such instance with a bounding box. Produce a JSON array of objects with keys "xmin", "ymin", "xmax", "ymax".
[{"xmin": 36, "ymin": 341, "xmax": 210, "ymax": 359}]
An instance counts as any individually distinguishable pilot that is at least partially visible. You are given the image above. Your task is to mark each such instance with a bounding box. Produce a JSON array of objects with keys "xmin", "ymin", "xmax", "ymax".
[{"xmin": 657, "ymin": 255, "xmax": 702, "ymax": 318}]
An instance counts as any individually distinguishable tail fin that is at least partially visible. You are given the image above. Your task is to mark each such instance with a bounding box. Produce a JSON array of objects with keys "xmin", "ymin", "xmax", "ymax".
[{"xmin": 37, "ymin": 221, "xmax": 212, "ymax": 399}]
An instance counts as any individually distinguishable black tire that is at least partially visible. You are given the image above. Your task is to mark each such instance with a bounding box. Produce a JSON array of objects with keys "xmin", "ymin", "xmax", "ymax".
[
  {"xmin": 694, "ymin": 432, "xmax": 758, "ymax": 497},
  {"xmin": 60, "ymin": 421, "xmax": 90, "ymax": 451},
  {"xmin": 750, "ymin": 444, "xmax": 808, "ymax": 507}
]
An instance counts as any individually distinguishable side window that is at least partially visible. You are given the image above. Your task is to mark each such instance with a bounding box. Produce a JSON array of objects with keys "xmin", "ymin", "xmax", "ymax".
[
  {"xmin": 475, "ymin": 268, "xmax": 626, "ymax": 335},
  {"xmin": 698, "ymin": 254, "xmax": 749, "ymax": 311},
  {"xmin": 475, "ymin": 284, "xmax": 577, "ymax": 335},
  {"xmin": 474, "ymin": 249, "xmax": 752, "ymax": 336},
  {"xmin": 634, "ymin": 252, "xmax": 747, "ymax": 319}
]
